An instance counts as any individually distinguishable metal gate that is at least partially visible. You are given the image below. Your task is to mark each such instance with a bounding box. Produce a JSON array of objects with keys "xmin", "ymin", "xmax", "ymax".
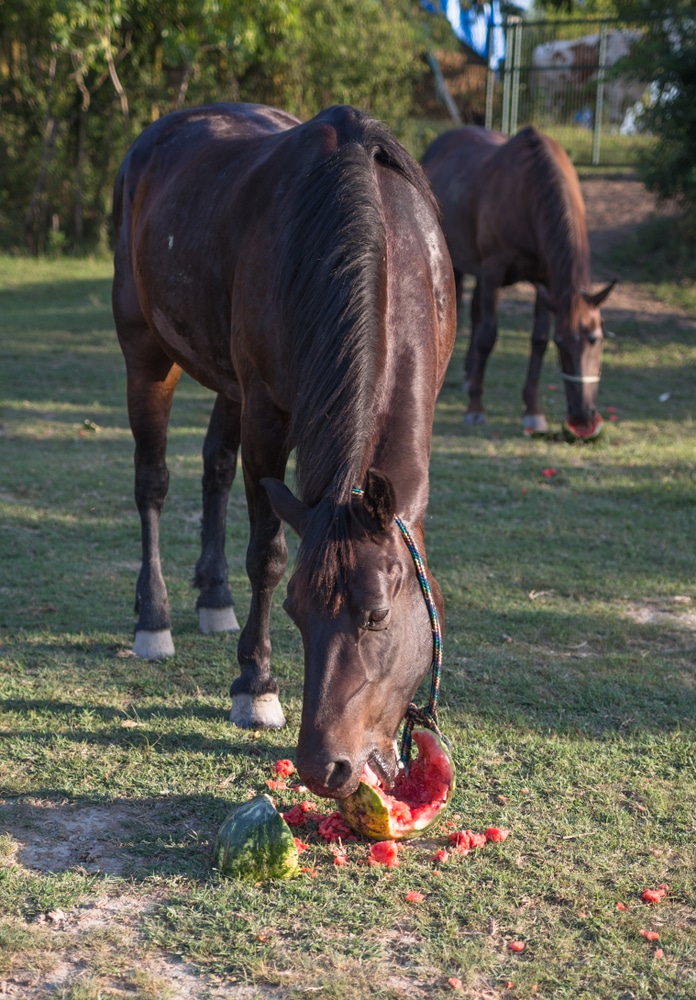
[{"xmin": 479, "ymin": 18, "xmax": 651, "ymax": 166}]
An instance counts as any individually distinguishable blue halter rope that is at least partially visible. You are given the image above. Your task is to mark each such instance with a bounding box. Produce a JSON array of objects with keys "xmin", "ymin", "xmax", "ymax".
[{"xmin": 352, "ymin": 487, "xmax": 447, "ymax": 763}]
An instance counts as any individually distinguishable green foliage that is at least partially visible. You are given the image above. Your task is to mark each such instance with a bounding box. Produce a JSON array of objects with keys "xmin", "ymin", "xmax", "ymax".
[
  {"xmin": 528, "ymin": 0, "xmax": 620, "ymax": 17},
  {"xmin": 258, "ymin": 0, "xmax": 428, "ymax": 126},
  {"xmin": 615, "ymin": 1, "xmax": 696, "ymax": 225},
  {"xmin": 0, "ymin": 0, "xmax": 431, "ymax": 253}
]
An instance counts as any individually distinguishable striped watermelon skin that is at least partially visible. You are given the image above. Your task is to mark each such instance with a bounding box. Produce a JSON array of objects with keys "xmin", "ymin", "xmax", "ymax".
[{"xmin": 214, "ymin": 794, "xmax": 300, "ymax": 880}]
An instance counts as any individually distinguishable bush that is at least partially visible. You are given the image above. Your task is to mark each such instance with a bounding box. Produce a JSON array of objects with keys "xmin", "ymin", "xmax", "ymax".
[
  {"xmin": 618, "ymin": 2, "xmax": 696, "ymax": 225},
  {"xmin": 0, "ymin": 0, "xmax": 432, "ymax": 254}
]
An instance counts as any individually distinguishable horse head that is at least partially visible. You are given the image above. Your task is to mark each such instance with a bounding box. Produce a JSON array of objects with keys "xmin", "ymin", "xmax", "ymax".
[
  {"xmin": 539, "ymin": 280, "xmax": 616, "ymax": 439},
  {"xmin": 262, "ymin": 469, "xmax": 437, "ymax": 799}
]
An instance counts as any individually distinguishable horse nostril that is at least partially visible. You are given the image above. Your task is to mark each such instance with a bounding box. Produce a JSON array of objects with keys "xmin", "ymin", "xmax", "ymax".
[{"xmin": 325, "ymin": 757, "xmax": 353, "ymax": 793}]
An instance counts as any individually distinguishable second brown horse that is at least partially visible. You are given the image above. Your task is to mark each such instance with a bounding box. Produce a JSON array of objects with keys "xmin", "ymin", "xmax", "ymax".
[{"xmin": 422, "ymin": 125, "xmax": 615, "ymax": 439}]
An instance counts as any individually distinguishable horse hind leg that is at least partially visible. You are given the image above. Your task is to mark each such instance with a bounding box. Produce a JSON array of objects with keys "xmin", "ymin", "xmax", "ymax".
[
  {"xmin": 122, "ymin": 338, "xmax": 182, "ymax": 659},
  {"xmin": 194, "ymin": 393, "xmax": 241, "ymax": 635}
]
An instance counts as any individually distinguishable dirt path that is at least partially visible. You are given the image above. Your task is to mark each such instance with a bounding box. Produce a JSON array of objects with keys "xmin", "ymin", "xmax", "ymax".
[
  {"xmin": 580, "ymin": 175, "xmax": 670, "ymax": 260},
  {"xmin": 581, "ymin": 175, "xmax": 692, "ymax": 323}
]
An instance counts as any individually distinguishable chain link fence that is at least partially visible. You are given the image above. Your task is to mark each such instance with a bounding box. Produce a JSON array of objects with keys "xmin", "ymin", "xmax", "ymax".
[{"xmin": 425, "ymin": 18, "xmax": 654, "ymax": 167}]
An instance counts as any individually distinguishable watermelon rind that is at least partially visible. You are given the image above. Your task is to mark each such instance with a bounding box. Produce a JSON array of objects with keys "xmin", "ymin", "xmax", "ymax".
[
  {"xmin": 337, "ymin": 729, "xmax": 455, "ymax": 841},
  {"xmin": 562, "ymin": 415, "xmax": 604, "ymax": 443},
  {"xmin": 213, "ymin": 793, "xmax": 300, "ymax": 880}
]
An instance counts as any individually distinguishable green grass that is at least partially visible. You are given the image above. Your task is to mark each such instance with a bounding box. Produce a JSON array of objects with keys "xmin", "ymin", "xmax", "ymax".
[{"xmin": 0, "ymin": 253, "xmax": 695, "ymax": 999}]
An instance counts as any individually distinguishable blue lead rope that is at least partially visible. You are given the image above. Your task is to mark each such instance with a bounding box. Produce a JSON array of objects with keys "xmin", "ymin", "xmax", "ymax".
[{"xmin": 352, "ymin": 488, "xmax": 448, "ymax": 763}]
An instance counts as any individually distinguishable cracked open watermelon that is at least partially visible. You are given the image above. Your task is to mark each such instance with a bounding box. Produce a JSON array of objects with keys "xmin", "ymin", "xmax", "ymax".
[
  {"xmin": 338, "ymin": 728, "xmax": 455, "ymax": 840},
  {"xmin": 213, "ymin": 794, "xmax": 300, "ymax": 880},
  {"xmin": 563, "ymin": 414, "xmax": 604, "ymax": 442}
]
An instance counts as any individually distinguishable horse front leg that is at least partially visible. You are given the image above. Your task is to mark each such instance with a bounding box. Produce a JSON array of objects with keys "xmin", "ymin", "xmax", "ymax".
[
  {"xmin": 521, "ymin": 291, "xmax": 552, "ymax": 434},
  {"xmin": 124, "ymin": 343, "xmax": 182, "ymax": 659},
  {"xmin": 194, "ymin": 393, "xmax": 241, "ymax": 634},
  {"xmin": 230, "ymin": 385, "xmax": 290, "ymax": 729},
  {"xmin": 464, "ymin": 277, "xmax": 500, "ymax": 426}
]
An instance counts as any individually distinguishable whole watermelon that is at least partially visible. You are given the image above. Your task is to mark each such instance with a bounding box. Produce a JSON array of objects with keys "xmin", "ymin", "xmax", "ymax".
[
  {"xmin": 338, "ymin": 728, "xmax": 455, "ymax": 841},
  {"xmin": 213, "ymin": 794, "xmax": 300, "ymax": 880}
]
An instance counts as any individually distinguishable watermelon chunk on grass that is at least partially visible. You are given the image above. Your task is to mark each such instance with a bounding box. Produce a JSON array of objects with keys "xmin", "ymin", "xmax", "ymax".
[
  {"xmin": 213, "ymin": 794, "xmax": 300, "ymax": 880},
  {"xmin": 337, "ymin": 728, "xmax": 455, "ymax": 841},
  {"xmin": 563, "ymin": 414, "xmax": 604, "ymax": 442}
]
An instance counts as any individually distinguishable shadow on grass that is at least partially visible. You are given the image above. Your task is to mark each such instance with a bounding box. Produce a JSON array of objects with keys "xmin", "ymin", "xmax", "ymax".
[{"xmin": 0, "ymin": 701, "xmax": 303, "ymax": 764}]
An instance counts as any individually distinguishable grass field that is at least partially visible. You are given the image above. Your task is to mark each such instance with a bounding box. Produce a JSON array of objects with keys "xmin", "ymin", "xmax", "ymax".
[{"xmin": 0, "ymin": 249, "xmax": 694, "ymax": 999}]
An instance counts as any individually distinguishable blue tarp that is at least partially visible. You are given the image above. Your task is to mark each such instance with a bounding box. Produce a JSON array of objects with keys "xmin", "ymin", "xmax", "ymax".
[{"xmin": 421, "ymin": 1, "xmax": 506, "ymax": 70}]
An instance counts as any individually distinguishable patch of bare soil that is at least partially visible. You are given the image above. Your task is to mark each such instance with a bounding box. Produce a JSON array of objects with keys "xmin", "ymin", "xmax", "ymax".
[
  {"xmin": 581, "ymin": 175, "xmax": 673, "ymax": 258},
  {"xmin": 625, "ymin": 595, "xmax": 696, "ymax": 630},
  {"xmin": 581, "ymin": 175, "xmax": 692, "ymax": 326},
  {"xmin": 0, "ymin": 799, "xmax": 256, "ymax": 999}
]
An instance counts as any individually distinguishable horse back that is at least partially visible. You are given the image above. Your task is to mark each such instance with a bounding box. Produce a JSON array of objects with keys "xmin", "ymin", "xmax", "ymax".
[
  {"xmin": 112, "ymin": 104, "xmax": 302, "ymax": 394},
  {"xmin": 422, "ymin": 127, "xmax": 507, "ymax": 276},
  {"xmin": 423, "ymin": 124, "xmax": 590, "ymax": 288},
  {"xmin": 476, "ymin": 127, "xmax": 590, "ymax": 288},
  {"xmin": 113, "ymin": 103, "xmax": 452, "ymax": 418}
]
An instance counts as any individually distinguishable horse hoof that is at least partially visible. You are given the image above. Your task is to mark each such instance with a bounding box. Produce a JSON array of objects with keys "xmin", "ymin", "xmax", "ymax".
[
  {"xmin": 199, "ymin": 606, "xmax": 240, "ymax": 634},
  {"xmin": 522, "ymin": 414, "xmax": 549, "ymax": 434},
  {"xmin": 464, "ymin": 410, "xmax": 487, "ymax": 426},
  {"xmin": 230, "ymin": 692, "xmax": 286, "ymax": 730},
  {"xmin": 133, "ymin": 629, "xmax": 175, "ymax": 659}
]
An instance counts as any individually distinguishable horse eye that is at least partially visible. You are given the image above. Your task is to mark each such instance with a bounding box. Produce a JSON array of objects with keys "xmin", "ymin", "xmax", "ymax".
[{"xmin": 364, "ymin": 609, "xmax": 390, "ymax": 630}]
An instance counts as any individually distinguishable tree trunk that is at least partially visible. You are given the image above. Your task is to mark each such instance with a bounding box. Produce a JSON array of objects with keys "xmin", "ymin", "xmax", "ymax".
[{"xmin": 24, "ymin": 44, "xmax": 59, "ymax": 252}]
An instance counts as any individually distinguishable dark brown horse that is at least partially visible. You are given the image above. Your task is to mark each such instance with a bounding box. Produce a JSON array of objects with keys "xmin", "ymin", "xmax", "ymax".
[
  {"xmin": 422, "ymin": 125, "xmax": 615, "ymax": 439},
  {"xmin": 112, "ymin": 103, "xmax": 456, "ymax": 799}
]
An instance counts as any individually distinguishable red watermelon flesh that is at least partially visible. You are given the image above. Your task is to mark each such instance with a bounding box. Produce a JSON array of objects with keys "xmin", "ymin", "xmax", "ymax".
[
  {"xmin": 564, "ymin": 413, "xmax": 603, "ymax": 441},
  {"xmin": 338, "ymin": 728, "xmax": 454, "ymax": 840}
]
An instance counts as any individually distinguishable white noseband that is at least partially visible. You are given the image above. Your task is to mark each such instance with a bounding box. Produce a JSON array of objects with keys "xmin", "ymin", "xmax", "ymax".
[{"xmin": 560, "ymin": 372, "xmax": 601, "ymax": 384}]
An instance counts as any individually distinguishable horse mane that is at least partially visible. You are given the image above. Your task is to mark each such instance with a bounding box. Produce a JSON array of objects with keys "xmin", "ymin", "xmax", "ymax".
[
  {"xmin": 276, "ymin": 109, "xmax": 434, "ymax": 609},
  {"xmin": 515, "ymin": 126, "xmax": 590, "ymax": 300}
]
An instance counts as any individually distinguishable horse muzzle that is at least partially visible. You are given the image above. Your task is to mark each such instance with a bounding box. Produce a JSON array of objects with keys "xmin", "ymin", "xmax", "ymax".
[
  {"xmin": 296, "ymin": 739, "xmax": 399, "ymax": 800},
  {"xmin": 561, "ymin": 370, "xmax": 600, "ymax": 429}
]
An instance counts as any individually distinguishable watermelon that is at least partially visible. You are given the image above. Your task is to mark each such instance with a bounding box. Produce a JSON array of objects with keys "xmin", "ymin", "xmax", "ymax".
[
  {"xmin": 337, "ymin": 728, "xmax": 455, "ymax": 841},
  {"xmin": 213, "ymin": 794, "xmax": 300, "ymax": 880},
  {"xmin": 563, "ymin": 414, "xmax": 604, "ymax": 442}
]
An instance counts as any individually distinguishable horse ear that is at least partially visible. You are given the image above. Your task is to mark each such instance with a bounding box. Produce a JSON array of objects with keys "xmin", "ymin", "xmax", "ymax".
[
  {"xmin": 358, "ymin": 468, "xmax": 396, "ymax": 534},
  {"xmin": 261, "ymin": 478, "xmax": 309, "ymax": 537},
  {"xmin": 581, "ymin": 279, "xmax": 617, "ymax": 308}
]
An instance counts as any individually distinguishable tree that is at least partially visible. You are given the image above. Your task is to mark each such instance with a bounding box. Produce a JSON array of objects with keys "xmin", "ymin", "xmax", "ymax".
[
  {"xmin": 616, "ymin": 1, "xmax": 696, "ymax": 219},
  {"xmin": 0, "ymin": 0, "xmax": 433, "ymax": 253}
]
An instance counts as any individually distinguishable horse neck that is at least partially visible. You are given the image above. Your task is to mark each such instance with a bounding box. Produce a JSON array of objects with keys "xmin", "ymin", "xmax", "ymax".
[
  {"xmin": 366, "ymin": 351, "xmax": 435, "ymax": 524},
  {"xmin": 297, "ymin": 337, "xmax": 433, "ymax": 524},
  {"xmin": 541, "ymin": 202, "xmax": 592, "ymax": 306},
  {"xmin": 520, "ymin": 134, "xmax": 592, "ymax": 302}
]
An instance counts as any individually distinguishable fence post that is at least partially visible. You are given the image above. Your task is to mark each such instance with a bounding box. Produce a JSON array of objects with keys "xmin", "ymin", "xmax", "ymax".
[
  {"xmin": 510, "ymin": 17, "xmax": 523, "ymax": 134},
  {"xmin": 592, "ymin": 23, "xmax": 609, "ymax": 165},
  {"xmin": 501, "ymin": 17, "xmax": 514, "ymax": 133},
  {"xmin": 485, "ymin": 21, "xmax": 494, "ymax": 130}
]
